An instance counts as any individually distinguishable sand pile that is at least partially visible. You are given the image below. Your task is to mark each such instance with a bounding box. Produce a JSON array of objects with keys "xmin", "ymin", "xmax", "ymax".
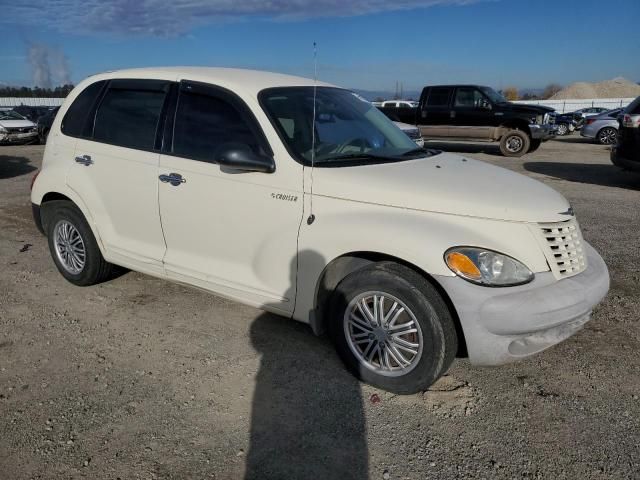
[{"xmin": 550, "ymin": 77, "xmax": 640, "ymax": 99}]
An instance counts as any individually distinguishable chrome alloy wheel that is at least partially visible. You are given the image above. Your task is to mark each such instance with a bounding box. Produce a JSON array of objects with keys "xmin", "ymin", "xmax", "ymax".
[
  {"xmin": 598, "ymin": 128, "xmax": 617, "ymax": 145},
  {"xmin": 505, "ymin": 135, "xmax": 524, "ymax": 153},
  {"xmin": 53, "ymin": 220, "xmax": 86, "ymax": 274},
  {"xmin": 557, "ymin": 123, "xmax": 568, "ymax": 135},
  {"xmin": 344, "ymin": 292, "xmax": 424, "ymax": 377}
]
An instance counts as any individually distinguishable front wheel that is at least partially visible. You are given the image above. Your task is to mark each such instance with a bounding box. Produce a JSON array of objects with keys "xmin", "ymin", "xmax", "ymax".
[
  {"xmin": 556, "ymin": 123, "xmax": 569, "ymax": 136},
  {"xmin": 499, "ymin": 129, "xmax": 531, "ymax": 157},
  {"xmin": 329, "ymin": 263, "xmax": 458, "ymax": 394}
]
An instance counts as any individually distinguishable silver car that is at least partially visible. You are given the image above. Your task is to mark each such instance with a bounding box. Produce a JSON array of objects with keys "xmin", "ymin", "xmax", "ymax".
[{"xmin": 580, "ymin": 108, "xmax": 622, "ymax": 145}]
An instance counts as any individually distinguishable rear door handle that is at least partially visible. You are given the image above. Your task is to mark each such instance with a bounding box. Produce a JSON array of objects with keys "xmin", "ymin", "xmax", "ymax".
[
  {"xmin": 159, "ymin": 173, "xmax": 186, "ymax": 186},
  {"xmin": 75, "ymin": 154, "xmax": 93, "ymax": 166}
]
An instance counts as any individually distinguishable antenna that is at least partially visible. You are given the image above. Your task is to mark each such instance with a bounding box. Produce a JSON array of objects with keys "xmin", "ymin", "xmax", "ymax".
[{"xmin": 307, "ymin": 41, "xmax": 318, "ymax": 226}]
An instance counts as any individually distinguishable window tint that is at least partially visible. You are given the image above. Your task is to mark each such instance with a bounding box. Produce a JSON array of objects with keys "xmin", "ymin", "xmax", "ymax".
[
  {"xmin": 454, "ymin": 88, "xmax": 485, "ymax": 107},
  {"xmin": 172, "ymin": 87, "xmax": 262, "ymax": 163},
  {"xmin": 627, "ymin": 97, "xmax": 640, "ymax": 115},
  {"xmin": 426, "ymin": 88, "xmax": 451, "ymax": 107},
  {"xmin": 93, "ymin": 82, "xmax": 166, "ymax": 150},
  {"xmin": 61, "ymin": 80, "xmax": 106, "ymax": 137}
]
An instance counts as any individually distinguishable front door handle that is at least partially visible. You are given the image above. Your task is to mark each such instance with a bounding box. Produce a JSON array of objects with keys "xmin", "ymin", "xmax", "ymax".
[
  {"xmin": 450, "ymin": 110, "xmax": 456, "ymax": 118},
  {"xmin": 75, "ymin": 154, "xmax": 93, "ymax": 166},
  {"xmin": 159, "ymin": 173, "xmax": 186, "ymax": 186}
]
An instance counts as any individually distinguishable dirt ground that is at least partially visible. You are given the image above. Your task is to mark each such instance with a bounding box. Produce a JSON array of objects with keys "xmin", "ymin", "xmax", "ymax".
[{"xmin": 1, "ymin": 137, "xmax": 639, "ymax": 480}]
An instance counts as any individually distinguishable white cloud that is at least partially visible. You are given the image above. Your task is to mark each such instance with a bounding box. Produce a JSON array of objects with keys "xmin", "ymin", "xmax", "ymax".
[{"xmin": 4, "ymin": 0, "xmax": 487, "ymax": 36}]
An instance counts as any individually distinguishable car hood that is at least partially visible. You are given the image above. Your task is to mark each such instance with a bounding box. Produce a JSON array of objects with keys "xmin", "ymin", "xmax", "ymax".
[
  {"xmin": 0, "ymin": 119, "xmax": 36, "ymax": 128},
  {"xmin": 499, "ymin": 102, "xmax": 555, "ymax": 115},
  {"xmin": 313, "ymin": 152, "xmax": 571, "ymax": 223}
]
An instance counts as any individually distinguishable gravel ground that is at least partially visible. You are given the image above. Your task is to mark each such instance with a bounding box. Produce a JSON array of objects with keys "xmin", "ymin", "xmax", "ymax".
[{"xmin": 1, "ymin": 137, "xmax": 639, "ymax": 479}]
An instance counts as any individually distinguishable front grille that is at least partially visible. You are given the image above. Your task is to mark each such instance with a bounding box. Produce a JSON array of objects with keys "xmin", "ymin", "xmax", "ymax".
[
  {"xmin": 536, "ymin": 219, "xmax": 587, "ymax": 279},
  {"xmin": 5, "ymin": 126, "xmax": 36, "ymax": 133},
  {"xmin": 544, "ymin": 112, "xmax": 556, "ymax": 125}
]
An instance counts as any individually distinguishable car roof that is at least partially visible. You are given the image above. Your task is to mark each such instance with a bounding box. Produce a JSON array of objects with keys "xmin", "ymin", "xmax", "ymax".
[{"xmin": 83, "ymin": 67, "xmax": 336, "ymax": 96}]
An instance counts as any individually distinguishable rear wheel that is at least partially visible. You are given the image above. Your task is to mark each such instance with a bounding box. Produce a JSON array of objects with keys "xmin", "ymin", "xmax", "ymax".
[
  {"xmin": 328, "ymin": 262, "xmax": 458, "ymax": 394},
  {"xmin": 499, "ymin": 129, "xmax": 530, "ymax": 157},
  {"xmin": 597, "ymin": 127, "xmax": 617, "ymax": 145},
  {"xmin": 44, "ymin": 201, "xmax": 115, "ymax": 286}
]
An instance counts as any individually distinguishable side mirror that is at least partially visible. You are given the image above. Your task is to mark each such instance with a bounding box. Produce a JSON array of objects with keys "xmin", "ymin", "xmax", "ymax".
[{"xmin": 215, "ymin": 144, "xmax": 275, "ymax": 174}]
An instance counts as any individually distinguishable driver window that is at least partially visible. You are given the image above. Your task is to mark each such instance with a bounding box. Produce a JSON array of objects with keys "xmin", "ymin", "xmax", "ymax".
[
  {"xmin": 454, "ymin": 88, "xmax": 485, "ymax": 108},
  {"xmin": 173, "ymin": 87, "xmax": 262, "ymax": 163}
]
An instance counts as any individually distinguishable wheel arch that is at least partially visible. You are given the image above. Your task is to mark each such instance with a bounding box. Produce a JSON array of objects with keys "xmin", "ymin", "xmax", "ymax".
[
  {"xmin": 499, "ymin": 119, "xmax": 532, "ymax": 137},
  {"xmin": 312, "ymin": 251, "xmax": 468, "ymax": 357},
  {"xmin": 37, "ymin": 191, "xmax": 106, "ymax": 254}
]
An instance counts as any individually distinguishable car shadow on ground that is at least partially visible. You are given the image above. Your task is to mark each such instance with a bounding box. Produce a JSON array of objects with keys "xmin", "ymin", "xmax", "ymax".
[
  {"xmin": 423, "ymin": 141, "xmax": 503, "ymax": 156},
  {"xmin": 0, "ymin": 155, "xmax": 37, "ymax": 179},
  {"xmin": 524, "ymin": 161, "xmax": 640, "ymax": 190},
  {"xmin": 246, "ymin": 312, "xmax": 368, "ymax": 480},
  {"xmin": 551, "ymin": 136, "xmax": 596, "ymax": 145},
  {"xmin": 245, "ymin": 249, "xmax": 368, "ymax": 480}
]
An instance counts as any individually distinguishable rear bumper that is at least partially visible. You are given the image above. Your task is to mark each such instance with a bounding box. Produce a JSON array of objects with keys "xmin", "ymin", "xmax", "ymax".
[
  {"xmin": 611, "ymin": 147, "xmax": 640, "ymax": 171},
  {"xmin": 529, "ymin": 124, "xmax": 557, "ymax": 141},
  {"xmin": 437, "ymin": 242, "xmax": 609, "ymax": 366}
]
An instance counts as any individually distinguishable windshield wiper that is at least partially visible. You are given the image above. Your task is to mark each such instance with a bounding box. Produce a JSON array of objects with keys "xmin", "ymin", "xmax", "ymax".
[
  {"xmin": 399, "ymin": 148, "xmax": 427, "ymax": 156},
  {"xmin": 319, "ymin": 153, "xmax": 388, "ymax": 162}
]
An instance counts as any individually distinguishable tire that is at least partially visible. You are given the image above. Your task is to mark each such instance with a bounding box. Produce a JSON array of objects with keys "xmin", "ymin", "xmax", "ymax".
[
  {"xmin": 556, "ymin": 123, "xmax": 569, "ymax": 136},
  {"xmin": 40, "ymin": 129, "xmax": 49, "ymax": 145},
  {"xmin": 499, "ymin": 129, "xmax": 530, "ymax": 157},
  {"xmin": 328, "ymin": 262, "xmax": 458, "ymax": 394},
  {"xmin": 44, "ymin": 200, "xmax": 114, "ymax": 286},
  {"xmin": 528, "ymin": 138, "xmax": 542, "ymax": 153},
  {"xmin": 597, "ymin": 127, "xmax": 617, "ymax": 145}
]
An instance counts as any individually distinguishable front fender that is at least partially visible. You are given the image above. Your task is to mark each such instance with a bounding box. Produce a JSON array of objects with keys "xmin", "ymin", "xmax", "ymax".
[{"xmin": 293, "ymin": 195, "xmax": 549, "ymax": 323}]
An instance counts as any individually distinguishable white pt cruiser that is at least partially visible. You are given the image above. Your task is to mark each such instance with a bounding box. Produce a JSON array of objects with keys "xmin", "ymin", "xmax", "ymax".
[{"xmin": 31, "ymin": 68, "xmax": 610, "ymax": 394}]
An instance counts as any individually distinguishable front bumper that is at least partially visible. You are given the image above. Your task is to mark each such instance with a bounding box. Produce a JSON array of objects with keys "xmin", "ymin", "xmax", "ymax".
[
  {"xmin": 529, "ymin": 123, "xmax": 557, "ymax": 141},
  {"xmin": 437, "ymin": 242, "xmax": 609, "ymax": 366},
  {"xmin": 580, "ymin": 124, "xmax": 598, "ymax": 139},
  {"xmin": 611, "ymin": 147, "xmax": 640, "ymax": 171},
  {"xmin": 0, "ymin": 131, "xmax": 38, "ymax": 144}
]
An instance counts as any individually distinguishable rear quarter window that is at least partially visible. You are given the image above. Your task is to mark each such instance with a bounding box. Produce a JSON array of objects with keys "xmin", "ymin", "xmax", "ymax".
[{"xmin": 61, "ymin": 80, "xmax": 107, "ymax": 137}]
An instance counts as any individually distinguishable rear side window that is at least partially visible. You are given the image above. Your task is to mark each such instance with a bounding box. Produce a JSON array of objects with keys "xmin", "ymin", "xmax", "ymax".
[
  {"xmin": 93, "ymin": 80, "xmax": 168, "ymax": 151},
  {"xmin": 626, "ymin": 97, "xmax": 640, "ymax": 115},
  {"xmin": 172, "ymin": 84, "xmax": 264, "ymax": 163},
  {"xmin": 426, "ymin": 88, "xmax": 452, "ymax": 107},
  {"xmin": 61, "ymin": 80, "xmax": 106, "ymax": 137}
]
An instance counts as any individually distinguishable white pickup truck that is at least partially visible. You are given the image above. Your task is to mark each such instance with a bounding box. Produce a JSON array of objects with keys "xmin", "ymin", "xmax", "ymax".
[{"xmin": 31, "ymin": 68, "xmax": 609, "ymax": 393}]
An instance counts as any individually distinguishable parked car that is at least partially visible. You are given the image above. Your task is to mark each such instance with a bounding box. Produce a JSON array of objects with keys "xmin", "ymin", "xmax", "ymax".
[
  {"xmin": 37, "ymin": 106, "xmax": 60, "ymax": 144},
  {"xmin": 572, "ymin": 107, "xmax": 610, "ymax": 118},
  {"xmin": 0, "ymin": 108, "xmax": 38, "ymax": 145},
  {"xmin": 554, "ymin": 113, "xmax": 578, "ymax": 136},
  {"xmin": 378, "ymin": 85, "xmax": 557, "ymax": 157},
  {"xmin": 12, "ymin": 105, "xmax": 54, "ymax": 123},
  {"xmin": 580, "ymin": 108, "xmax": 622, "ymax": 145},
  {"xmin": 382, "ymin": 100, "xmax": 418, "ymax": 109},
  {"xmin": 611, "ymin": 96, "xmax": 640, "ymax": 171},
  {"xmin": 31, "ymin": 68, "xmax": 609, "ymax": 394},
  {"xmin": 394, "ymin": 121, "xmax": 424, "ymax": 147}
]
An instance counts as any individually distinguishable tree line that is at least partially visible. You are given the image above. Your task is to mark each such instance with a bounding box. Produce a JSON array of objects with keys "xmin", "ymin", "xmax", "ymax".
[{"xmin": 0, "ymin": 84, "xmax": 75, "ymax": 98}]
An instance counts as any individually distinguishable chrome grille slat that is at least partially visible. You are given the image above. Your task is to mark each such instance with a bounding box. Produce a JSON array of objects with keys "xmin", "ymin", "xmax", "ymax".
[{"xmin": 536, "ymin": 218, "xmax": 587, "ymax": 280}]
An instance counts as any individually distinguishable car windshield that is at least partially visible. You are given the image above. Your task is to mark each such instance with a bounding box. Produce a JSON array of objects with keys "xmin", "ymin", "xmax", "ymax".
[
  {"xmin": 0, "ymin": 110, "xmax": 27, "ymax": 121},
  {"xmin": 479, "ymin": 87, "xmax": 507, "ymax": 104},
  {"xmin": 260, "ymin": 87, "xmax": 436, "ymax": 166}
]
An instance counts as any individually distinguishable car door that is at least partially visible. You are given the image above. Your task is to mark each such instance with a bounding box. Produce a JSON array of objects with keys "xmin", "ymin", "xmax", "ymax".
[
  {"xmin": 66, "ymin": 79, "xmax": 170, "ymax": 275},
  {"xmin": 449, "ymin": 87, "xmax": 493, "ymax": 139},
  {"xmin": 157, "ymin": 81, "xmax": 304, "ymax": 314},
  {"xmin": 418, "ymin": 87, "xmax": 452, "ymax": 138}
]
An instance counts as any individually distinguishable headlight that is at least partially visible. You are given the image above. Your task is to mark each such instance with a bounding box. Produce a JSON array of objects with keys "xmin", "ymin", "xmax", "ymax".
[
  {"xmin": 0, "ymin": 126, "xmax": 7, "ymax": 133},
  {"xmin": 444, "ymin": 247, "xmax": 534, "ymax": 286}
]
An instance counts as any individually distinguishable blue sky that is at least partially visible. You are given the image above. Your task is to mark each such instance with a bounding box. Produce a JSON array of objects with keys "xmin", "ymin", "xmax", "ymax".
[{"xmin": 1, "ymin": 0, "xmax": 639, "ymax": 93}]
